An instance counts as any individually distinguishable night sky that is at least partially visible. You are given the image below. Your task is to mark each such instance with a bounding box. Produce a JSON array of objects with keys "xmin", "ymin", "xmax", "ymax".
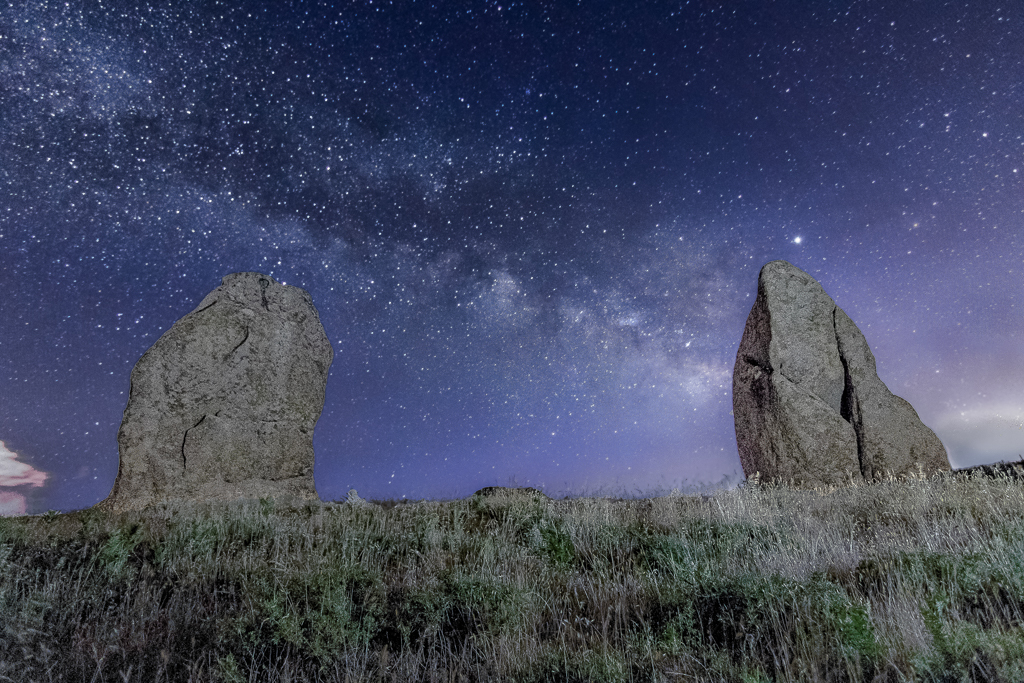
[{"xmin": 2, "ymin": 1, "xmax": 1022, "ymax": 515}]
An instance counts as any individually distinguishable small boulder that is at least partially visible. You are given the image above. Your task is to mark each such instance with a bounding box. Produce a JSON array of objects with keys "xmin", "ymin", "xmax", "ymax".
[
  {"xmin": 732, "ymin": 260, "xmax": 949, "ymax": 487},
  {"xmin": 345, "ymin": 489, "xmax": 371, "ymax": 507},
  {"xmin": 98, "ymin": 272, "xmax": 333, "ymax": 512},
  {"xmin": 473, "ymin": 486, "xmax": 550, "ymax": 500}
]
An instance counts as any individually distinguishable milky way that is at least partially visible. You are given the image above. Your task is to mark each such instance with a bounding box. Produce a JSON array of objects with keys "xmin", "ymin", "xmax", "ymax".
[{"xmin": 2, "ymin": 1, "xmax": 1022, "ymax": 514}]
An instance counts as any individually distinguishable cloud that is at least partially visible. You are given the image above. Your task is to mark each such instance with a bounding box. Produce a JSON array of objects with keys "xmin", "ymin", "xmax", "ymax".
[
  {"xmin": 0, "ymin": 440, "xmax": 48, "ymax": 488},
  {"xmin": 933, "ymin": 405, "xmax": 1024, "ymax": 468},
  {"xmin": 0, "ymin": 492, "xmax": 27, "ymax": 517}
]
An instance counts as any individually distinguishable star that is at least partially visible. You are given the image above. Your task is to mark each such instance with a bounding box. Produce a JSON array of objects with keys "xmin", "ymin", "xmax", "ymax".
[{"xmin": 1, "ymin": 2, "xmax": 1021, "ymax": 512}]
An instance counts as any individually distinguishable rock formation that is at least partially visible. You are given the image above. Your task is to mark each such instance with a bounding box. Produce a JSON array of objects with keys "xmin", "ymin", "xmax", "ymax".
[
  {"xmin": 733, "ymin": 260, "xmax": 949, "ymax": 487},
  {"xmin": 345, "ymin": 489, "xmax": 372, "ymax": 507},
  {"xmin": 473, "ymin": 486, "xmax": 550, "ymax": 500},
  {"xmin": 99, "ymin": 272, "xmax": 333, "ymax": 512}
]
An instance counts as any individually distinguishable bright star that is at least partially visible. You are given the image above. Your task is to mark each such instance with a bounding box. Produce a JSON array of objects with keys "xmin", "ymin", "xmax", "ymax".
[{"xmin": 793, "ymin": 236, "xmax": 802, "ymax": 244}]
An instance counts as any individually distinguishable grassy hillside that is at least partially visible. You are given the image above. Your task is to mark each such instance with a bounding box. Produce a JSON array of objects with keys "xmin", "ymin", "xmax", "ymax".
[{"xmin": 2, "ymin": 469, "xmax": 1023, "ymax": 682}]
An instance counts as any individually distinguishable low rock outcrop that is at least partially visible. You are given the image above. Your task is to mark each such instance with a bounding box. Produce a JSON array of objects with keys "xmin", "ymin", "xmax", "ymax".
[
  {"xmin": 345, "ymin": 489, "xmax": 372, "ymax": 507},
  {"xmin": 733, "ymin": 260, "xmax": 949, "ymax": 487},
  {"xmin": 473, "ymin": 486, "xmax": 550, "ymax": 500},
  {"xmin": 98, "ymin": 272, "xmax": 333, "ymax": 512}
]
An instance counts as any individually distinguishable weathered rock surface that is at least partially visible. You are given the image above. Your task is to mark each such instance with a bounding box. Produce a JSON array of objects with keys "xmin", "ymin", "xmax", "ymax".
[
  {"xmin": 98, "ymin": 272, "xmax": 332, "ymax": 512},
  {"xmin": 733, "ymin": 260, "xmax": 949, "ymax": 487}
]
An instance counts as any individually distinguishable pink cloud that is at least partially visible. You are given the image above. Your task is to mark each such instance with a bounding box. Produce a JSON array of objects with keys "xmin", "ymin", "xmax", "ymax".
[
  {"xmin": 0, "ymin": 491, "xmax": 27, "ymax": 517},
  {"xmin": 0, "ymin": 440, "xmax": 48, "ymax": 487}
]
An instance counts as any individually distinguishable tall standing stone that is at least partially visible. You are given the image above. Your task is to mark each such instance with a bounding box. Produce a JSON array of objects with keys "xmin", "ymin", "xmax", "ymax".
[
  {"xmin": 732, "ymin": 260, "xmax": 949, "ymax": 487},
  {"xmin": 98, "ymin": 273, "xmax": 333, "ymax": 512}
]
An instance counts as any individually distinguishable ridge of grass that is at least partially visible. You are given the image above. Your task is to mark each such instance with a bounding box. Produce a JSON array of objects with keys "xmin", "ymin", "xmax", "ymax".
[{"xmin": 2, "ymin": 469, "xmax": 1024, "ymax": 682}]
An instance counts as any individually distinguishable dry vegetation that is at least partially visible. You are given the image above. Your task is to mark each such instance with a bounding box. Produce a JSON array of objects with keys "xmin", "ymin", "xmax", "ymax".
[{"xmin": 2, "ymin": 468, "xmax": 1024, "ymax": 682}]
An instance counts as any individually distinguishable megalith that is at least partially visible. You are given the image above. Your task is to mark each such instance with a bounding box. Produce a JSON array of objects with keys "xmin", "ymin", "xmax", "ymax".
[
  {"xmin": 732, "ymin": 260, "xmax": 949, "ymax": 487},
  {"xmin": 98, "ymin": 272, "xmax": 333, "ymax": 512}
]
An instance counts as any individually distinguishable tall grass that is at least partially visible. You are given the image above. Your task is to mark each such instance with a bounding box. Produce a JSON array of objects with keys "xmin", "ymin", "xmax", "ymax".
[{"xmin": 2, "ymin": 468, "xmax": 1024, "ymax": 682}]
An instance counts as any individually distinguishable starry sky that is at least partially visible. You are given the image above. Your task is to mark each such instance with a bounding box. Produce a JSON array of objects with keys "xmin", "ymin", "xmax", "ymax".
[{"xmin": 2, "ymin": 1, "xmax": 1023, "ymax": 515}]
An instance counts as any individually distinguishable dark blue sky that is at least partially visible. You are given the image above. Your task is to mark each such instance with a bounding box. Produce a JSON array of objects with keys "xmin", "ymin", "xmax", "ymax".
[{"xmin": 2, "ymin": 0, "xmax": 1022, "ymax": 514}]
